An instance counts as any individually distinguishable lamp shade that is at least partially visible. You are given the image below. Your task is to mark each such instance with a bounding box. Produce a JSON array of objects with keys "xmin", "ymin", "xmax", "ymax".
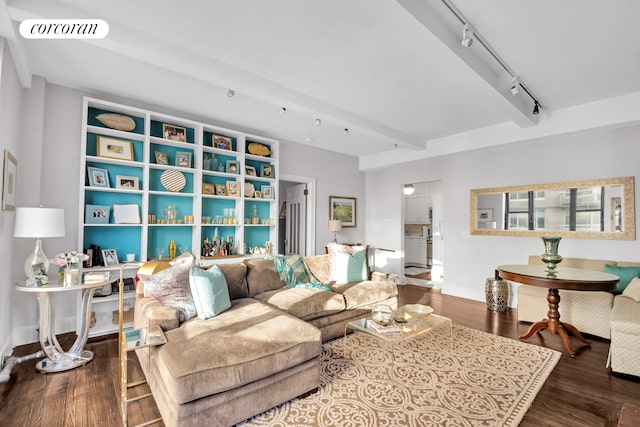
[
  {"xmin": 14, "ymin": 207, "xmax": 66, "ymax": 238},
  {"xmin": 328, "ymin": 220, "xmax": 342, "ymax": 232}
]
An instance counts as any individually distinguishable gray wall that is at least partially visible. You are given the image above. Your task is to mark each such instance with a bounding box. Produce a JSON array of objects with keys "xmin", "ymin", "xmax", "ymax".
[
  {"xmin": 7, "ymin": 81, "xmax": 366, "ymax": 345},
  {"xmin": 365, "ymin": 125, "xmax": 640, "ymax": 305}
]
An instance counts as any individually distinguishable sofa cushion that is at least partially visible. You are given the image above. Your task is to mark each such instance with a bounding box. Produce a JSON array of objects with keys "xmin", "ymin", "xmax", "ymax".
[
  {"xmin": 189, "ymin": 266, "xmax": 231, "ymax": 319},
  {"xmin": 216, "ymin": 262, "xmax": 249, "ymax": 300},
  {"xmin": 138, "ymin": 262, "xmax": 196, "ymax": 323},
  {"xmin": 622, "ymin": 277, "xmax": 640, "ymax": 303},
  {"xmin": 327, "ymin": 243, "xmax": 368, "ymax": 284},
  {"xmin": 304, "ymin": 255, "xmax": 331, "ymax": 283},
  {"xmin": 332, "ymin": 279, "xmax": 398, "ymax": 309},
  {"xmin": 244, "ymin": 258, "xmax": 285, "ymax": 297},
  {"xmin": 604, "ymin": 264, "xmax": 640, "ymax": 294},
  {"xmin": 156, "ymin": 298, "xmax": 321, "ymax": 404},
  {"xmin": 253, "ymin": 287, "xmax": 346, "ymax": 321}
]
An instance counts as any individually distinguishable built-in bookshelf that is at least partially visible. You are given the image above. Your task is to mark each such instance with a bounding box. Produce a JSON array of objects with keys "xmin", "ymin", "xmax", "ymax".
[{"xmin": 78, "ymin": 97, "xmax": 279, "ymax": 336}]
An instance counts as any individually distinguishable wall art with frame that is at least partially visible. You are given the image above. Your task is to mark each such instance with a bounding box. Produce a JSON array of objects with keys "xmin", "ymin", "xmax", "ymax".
[
  {"xmin": 2, "ymin": 149, "xmax": 17, "ymax": 211},
  {"xmin": 329, "ymin": 196, "xmax": 356, "ymax": 227}
]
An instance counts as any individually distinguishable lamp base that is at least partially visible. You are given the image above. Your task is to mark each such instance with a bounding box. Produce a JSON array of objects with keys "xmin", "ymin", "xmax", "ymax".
[{"xmin": 24, "ymin": 238, "xmax": 50, "ymax": 286}]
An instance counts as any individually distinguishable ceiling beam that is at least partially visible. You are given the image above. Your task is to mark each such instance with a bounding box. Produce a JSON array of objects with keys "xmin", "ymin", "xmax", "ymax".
[
  {"xmin": 0, "ymin": 0, "xmax": 32, "ymax": 87},
  {"xmin": 6, "ymin": 0, "xmax": 425, "ymax": 149},
  {"xmin": 396, "ymin": 0, "xmax": 539, "ymax": 128}
]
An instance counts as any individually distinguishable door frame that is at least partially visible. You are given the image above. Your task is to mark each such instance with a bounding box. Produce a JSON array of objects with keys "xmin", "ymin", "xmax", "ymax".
[{"xmin": 280, "ymin": 174, "xmax": 316, "ymax": 256}]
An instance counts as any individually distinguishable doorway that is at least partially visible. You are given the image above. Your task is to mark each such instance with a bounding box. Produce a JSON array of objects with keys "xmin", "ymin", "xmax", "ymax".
[
  {"xmin": 278, "ymin": 174, "xmax": 316, "ymax": 256},
  {"xmin": 402, "ymin": 180, "xmax": 443, "ymax": 286}
]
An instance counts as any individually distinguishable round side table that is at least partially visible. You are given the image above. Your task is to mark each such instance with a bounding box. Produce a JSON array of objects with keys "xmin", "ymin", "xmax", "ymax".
[{"xmin": 16, "ymin": 278, "xmax": 112, "ymax": 373}]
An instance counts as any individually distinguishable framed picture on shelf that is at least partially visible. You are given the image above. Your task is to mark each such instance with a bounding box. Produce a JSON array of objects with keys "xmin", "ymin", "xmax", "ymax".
[
  {"xmin": 175, "ymin": 151, "xmax": 192, "ymax": 168},
  {"xmin": 215, "ymin": 184, "xmax": 227, "ymax": 196},
  {"xmin": 226, "ymin": 160, "xmax": 239, "ymax": 174},
  {"xmin": 262, "ymin": 186, "xmax": 274, "ymax": 199},
  {"xmin": 88, "ymin": 166, "xmax": 110, "ymax": 188},
  {"xmin": 85, "ymin": 204, "xmax": 110, "ymax": 224},
  {"xmin": 2, "ymin": 149, "xmax": 17, "ymax": 211},
  {"xmin": 155, "ymin": 151, "xmax": 168, "ymax": 165},
  {"xmin": 96, "ymin": 136, "xmax": 134, "ymax": 161},
  {"xmin": 226, "ymin": 181, "xmax": 239, "ymax": 197},
  {"xmin": 101, "ymin": 249, "xmax": 119, "ymax": 266},
  {"xmin": 113, "ymin": 204, "xmax": 141, "ymax": 224},
  {"xmin": 202, "ymin": 183, "xmax": 215, "ymax": 195},
  {"xmin": 213, "ymin": 135, "xmax": 232, "ymax": 150},
  {"xmin": 329, "ymin": 195, "xmax": 356, "ymax": 228},
  {"xmin": 254, "ymin": 191, "xmax": 263, "ymax": 199},
  {"xmin": 115, "ymin": 175, "xmax": 139, "ymax": 190},
  {"xmin": 163, "ymin": 123, "xmax": 186, "ymax": 142},
  {"xmin": 245, "ymin": 165, "xmax": 257, "ymax": 176},
  {"xmin": 260, "ymin": 164, "xmax": 273, "ymax": 179}
]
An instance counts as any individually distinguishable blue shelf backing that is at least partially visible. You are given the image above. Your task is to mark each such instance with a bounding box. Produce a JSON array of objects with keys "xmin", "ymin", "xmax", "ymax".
[
  {"xmin": 148, "ymin": 226, "xmax": 193, "ymax": 260},
  {"xmin": 84, "ymin": 226, "xmax": 142, "ymax": 263}
]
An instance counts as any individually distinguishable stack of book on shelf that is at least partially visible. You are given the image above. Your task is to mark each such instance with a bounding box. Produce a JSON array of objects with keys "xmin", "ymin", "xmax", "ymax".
[{"xmin": 366, "ymin": 319, "xmax": 401, "ymax": 334}]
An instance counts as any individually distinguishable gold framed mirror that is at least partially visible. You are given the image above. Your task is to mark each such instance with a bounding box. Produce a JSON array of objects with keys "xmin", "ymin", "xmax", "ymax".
[{"xmin": 470, "ymin": 177, "xmax": 635, "ymax": 240}]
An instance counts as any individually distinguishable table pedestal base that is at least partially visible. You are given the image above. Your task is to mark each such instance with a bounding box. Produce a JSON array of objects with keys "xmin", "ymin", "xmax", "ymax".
[
  {"xmin": 519, "ymin": 320, "xmax": 590, "ymax": 357},
  {"xmin": 518, "ymin": 287, "xmax": 591, "ymax": 357},
  {"xmin": 36, "ymin": 349, "xmax": 94, "ymax": 373}
]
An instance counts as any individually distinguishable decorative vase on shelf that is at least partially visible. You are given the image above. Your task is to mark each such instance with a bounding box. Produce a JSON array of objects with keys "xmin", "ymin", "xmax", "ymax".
[{"xmin": 540, "ymin": 236, "xmax": 563, "ymax": 272}]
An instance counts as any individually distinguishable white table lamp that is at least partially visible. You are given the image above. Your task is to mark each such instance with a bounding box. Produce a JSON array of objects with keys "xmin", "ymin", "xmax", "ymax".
[
  {"xmin": 14, "ymin": 207, "xmax": 65, "ymax": 285},
  {"xmin": 329, "ymin": 220, "xmax": 342, "ymax": 243}
]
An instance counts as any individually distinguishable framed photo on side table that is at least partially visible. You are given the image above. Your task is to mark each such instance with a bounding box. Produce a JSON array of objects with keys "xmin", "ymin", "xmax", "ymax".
[
  {"xmin": 96, "ymin": 136, "xmax": 134, "ymax": 161},
  {"xmin": 88, "ymin": 167, "xmax": 110, "ymax": 188},
  {"xmin": 329, "ymin": 196, "xmax": 356, "ymax": 228},
  {"xmin": 2, "ymin": 149, "xmax": 17, "ymax": 211}
]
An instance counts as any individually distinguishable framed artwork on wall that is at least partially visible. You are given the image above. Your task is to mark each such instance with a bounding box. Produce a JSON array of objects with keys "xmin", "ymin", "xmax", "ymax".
[
  {"xmin": 329, "ymin": 196, "xmax": 356, "ymax": 227},
  {"xmin": 96, "ymin": 136, "xmax": 134, "ymax": 161},
  {"xmin": 2, "ymin": 149, "xmax": 17, "ymax": 211}
]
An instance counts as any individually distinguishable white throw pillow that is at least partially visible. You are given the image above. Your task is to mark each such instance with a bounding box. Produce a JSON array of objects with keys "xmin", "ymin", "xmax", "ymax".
[{"xmin": 622, "ymin": 276, "xmax": 640, "ymax": 302}]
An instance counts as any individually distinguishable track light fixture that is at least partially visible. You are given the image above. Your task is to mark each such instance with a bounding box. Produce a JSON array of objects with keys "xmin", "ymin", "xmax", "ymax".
[
  {"xmin": 280, "ymin": 107, "xmax": 286, "ymax": 114},
  {"xmin": 315, "ymin": 118, "xmax": 321, "ymax": 126},
  {"xmin": 227, "ymin": 89, "xmax": 235, "ymax": 98},
  {"xmin": 460, "ymin": 24, "xmax": 473, "ymax": 47},
  {"xmin": 510, "ymin": 79, "xmax": 520, "ymax": 95},
  {"xmin": 533, "ymin": 102, "xmax": 540, "ymax": 115},
  {"xmin": 344, "ymin": 128, "xmax": 349, "ymax": 135}
]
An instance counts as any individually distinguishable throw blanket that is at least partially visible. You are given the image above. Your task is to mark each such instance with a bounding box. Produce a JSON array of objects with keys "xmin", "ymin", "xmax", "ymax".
[{"xmin": 271, "ymin": 255, "xmax": 332, "ymax": 291}]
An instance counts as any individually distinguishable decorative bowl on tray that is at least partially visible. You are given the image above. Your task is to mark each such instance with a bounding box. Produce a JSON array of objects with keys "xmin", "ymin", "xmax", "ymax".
[
  {"xmin": 371, "ymin": 304, "xmax": 394, "ymax": 325},
  {"xmin": 401, "ymin": 304, "xmax": 433, "ymax": 319}
]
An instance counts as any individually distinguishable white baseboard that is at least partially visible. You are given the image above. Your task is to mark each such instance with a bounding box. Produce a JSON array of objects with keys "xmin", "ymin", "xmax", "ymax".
[
  {"xmin": 0, "ymin": 335, "xmax": 12, "ymax": 368},
  {"xmin": 12, "ymin": 315, "xmax": 77, "ymax": 347}
]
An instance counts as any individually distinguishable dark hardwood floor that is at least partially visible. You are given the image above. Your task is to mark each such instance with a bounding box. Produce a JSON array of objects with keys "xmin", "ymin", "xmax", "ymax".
[{"xmin": 1, "ymin": 285, "xmax": 638, "ymax": 426}]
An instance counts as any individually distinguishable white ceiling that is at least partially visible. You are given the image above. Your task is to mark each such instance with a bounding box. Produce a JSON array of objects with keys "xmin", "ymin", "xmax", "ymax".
[{"xmin": 2, "ymin": 0, "xmax": 640, "ymax": 159}]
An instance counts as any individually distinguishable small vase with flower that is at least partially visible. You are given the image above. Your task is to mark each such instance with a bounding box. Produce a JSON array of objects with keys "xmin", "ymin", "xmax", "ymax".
[{"xmin": 52, "ymin": 251, "xmax": 90, "ymax": 286}]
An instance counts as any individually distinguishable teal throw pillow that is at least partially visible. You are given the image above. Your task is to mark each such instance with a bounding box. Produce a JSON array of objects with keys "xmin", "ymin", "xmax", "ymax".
[
  {"xmin": 333, "ymin": 248, "xmax": 368, "ymax": 285},
  {"xmin": 189, "ymin": 266, "xmax": 231, "ymax": 319},
  {"xmin": 604, "ymin": 264, "xmax": 640, "ymax": 294}
]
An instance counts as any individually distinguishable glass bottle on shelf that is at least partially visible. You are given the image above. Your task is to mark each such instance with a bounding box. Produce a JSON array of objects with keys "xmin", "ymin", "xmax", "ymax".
[
  {"xmin": 168, "ymin": 239, "xmax": 176, "ymax": 259},
  {"xmin": 252, "ymin": 205, "xmax": 259, "ymax": 224}
]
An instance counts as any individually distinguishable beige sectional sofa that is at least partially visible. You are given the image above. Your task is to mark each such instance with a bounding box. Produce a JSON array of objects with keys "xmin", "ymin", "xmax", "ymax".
[
  {"xmin": 134, "ymin": 255, "xmax": 398, "ymax": 427},
  {"xmin": 516, "ymin": 255, "xmax": 640, "ymax": 377}
]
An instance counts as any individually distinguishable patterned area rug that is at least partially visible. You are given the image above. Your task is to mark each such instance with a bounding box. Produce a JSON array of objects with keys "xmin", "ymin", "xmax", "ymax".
[{"xmin": 239, "ymin": 324, "xmax": 560, "ymax": 427}]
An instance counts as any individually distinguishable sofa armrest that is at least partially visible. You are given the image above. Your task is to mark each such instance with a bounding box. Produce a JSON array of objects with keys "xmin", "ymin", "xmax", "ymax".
[
  {"xmin": 371, "ymin": 271, "xmax": 388, "ymax": 282},
  {"xmin": 134, "ymin": 295, "xmax": 180, "ymax": 332}
]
